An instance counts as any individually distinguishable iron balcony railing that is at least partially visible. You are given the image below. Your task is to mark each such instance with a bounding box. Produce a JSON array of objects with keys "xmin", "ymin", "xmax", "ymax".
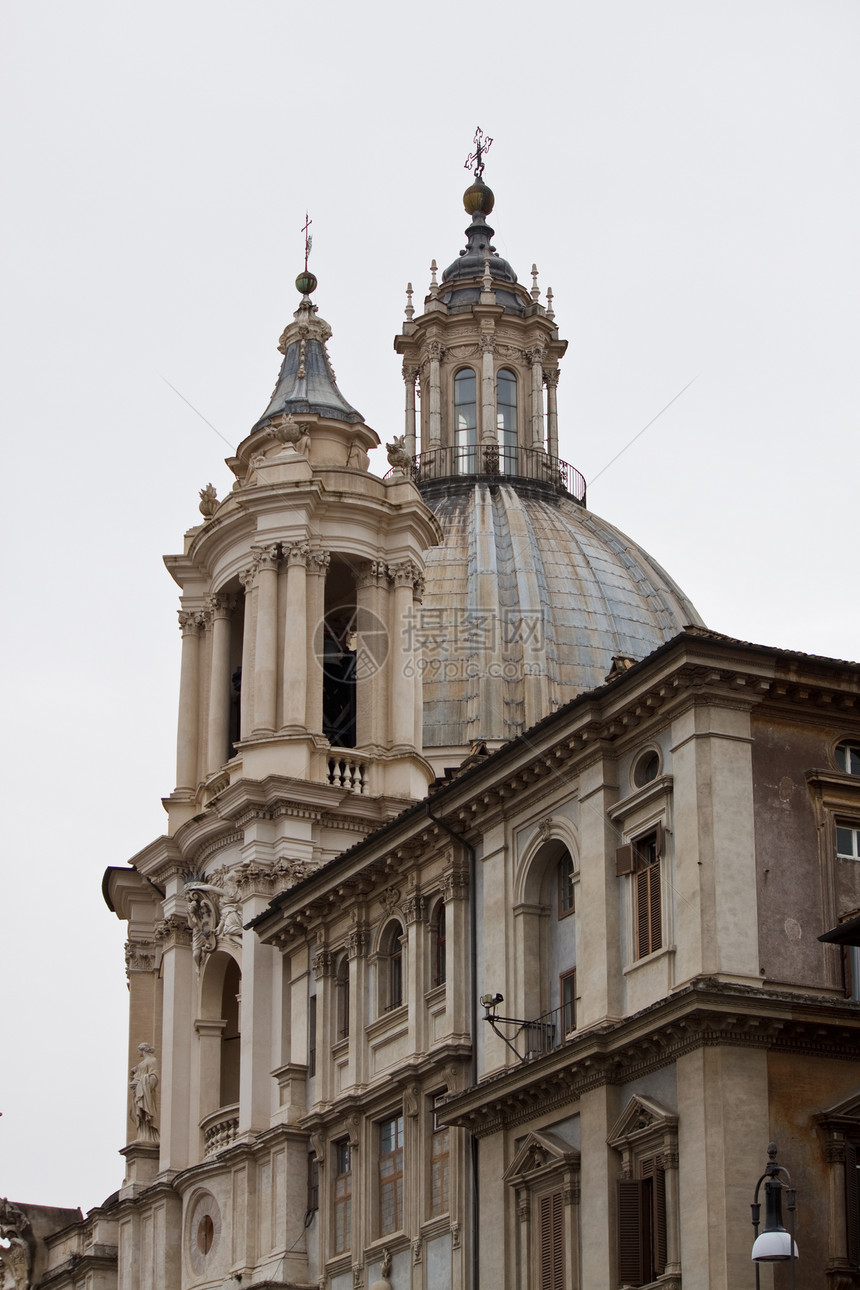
[{"xmin": 388, "ymin": 445, "xmax": 586, "ymax": 503}]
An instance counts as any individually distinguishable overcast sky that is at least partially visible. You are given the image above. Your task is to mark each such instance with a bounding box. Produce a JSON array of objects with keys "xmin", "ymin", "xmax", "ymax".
[{"xmin": 2, "ymin": 0, "xmax": 858, "ymax": 1213}]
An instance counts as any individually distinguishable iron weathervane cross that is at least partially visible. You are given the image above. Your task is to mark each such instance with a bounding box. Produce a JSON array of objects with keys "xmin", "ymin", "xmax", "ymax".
[
  {"xmin": 465, "ymin": 127, "xmax": 493, "ymax": 179},
  {"xmin": 302, "ymin": 211, "xmax": 313, "ymax": 271}
]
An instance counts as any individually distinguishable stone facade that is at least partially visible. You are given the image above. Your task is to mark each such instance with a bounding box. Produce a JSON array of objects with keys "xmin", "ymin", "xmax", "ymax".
[{"xmin": 14, "ymin": 169, "xmax": 860, "ymax": 1290}]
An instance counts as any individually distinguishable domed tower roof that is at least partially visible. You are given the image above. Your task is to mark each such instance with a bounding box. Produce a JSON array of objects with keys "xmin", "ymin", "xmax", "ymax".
[
  {"xmin": 394, "ymin": 137, "xmax": 705, "ymax": 765},
  {"xmin": 419, "ymin": 481, "xmax": 702, "ymax": 750}
]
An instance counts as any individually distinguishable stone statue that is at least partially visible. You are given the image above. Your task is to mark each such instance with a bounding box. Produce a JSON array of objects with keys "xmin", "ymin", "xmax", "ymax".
[
  {"xmin": 0, "ymin": 1200, "xmax": 33, "ymax": 1290},
  {"xmin": 386, "ymin": 435, "xmax": 411, "ymax": 472},
  {"xmin": 129, "ymin": 1043, "xmax": 159, "ymax": 1143}
]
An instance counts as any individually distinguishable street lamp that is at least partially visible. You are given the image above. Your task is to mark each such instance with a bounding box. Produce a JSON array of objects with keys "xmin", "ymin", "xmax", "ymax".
[{"xmin": 750, "ymin": 1143, "xmax": 798, "ymax": 1288}]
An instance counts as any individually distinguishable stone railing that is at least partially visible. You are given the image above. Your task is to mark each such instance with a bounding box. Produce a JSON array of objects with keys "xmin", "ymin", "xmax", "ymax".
[{"xmin": 201, "ymin": 1104, "xmax": 240, "ymax": 1157}]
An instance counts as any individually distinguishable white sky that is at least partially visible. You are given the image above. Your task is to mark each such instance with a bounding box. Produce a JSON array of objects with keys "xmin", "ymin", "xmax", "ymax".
[{"xmin": 2, "ymin": 0, "xmax": 858, "ymax": 1213}]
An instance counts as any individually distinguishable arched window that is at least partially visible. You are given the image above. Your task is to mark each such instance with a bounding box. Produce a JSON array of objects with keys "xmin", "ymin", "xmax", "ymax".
[
  {"xmin": 496, "ymin": 368, "xmax": 518, "ymax": 470},
  {"xmin": 453, "ymin": 368, "xmax": 477, "ymax": 473},
  {"xmin": 432, "ymin": 902, "xmax": 447, "ymax": 987},
  {"xmin": 836, "ymin": 741, "xmax": 860, "ymax": 776},
  {"xmin": 219, "ymin": 957, "xmax": 241, "ymax": 1106},
  {"xmin": 381, "ymin": 921, "xmax": 405, "ymax": 1011},
  {"xmin": 335, "ymin": 954, "xmax": 350, "ymax": 1040}
]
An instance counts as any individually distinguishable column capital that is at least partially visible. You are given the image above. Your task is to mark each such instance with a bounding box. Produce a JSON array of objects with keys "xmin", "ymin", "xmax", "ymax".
[
  {"xmin": 125, "ymin": 939, "xmax": 158, "ymax": 976},
  {"xmin": 543, "ymin": 368, "xmax": 560, "ymax": 389},
  {"xmin": 355, "ymin": 559, "xmax": 388, "ymax": 591},
  {"xmin": 207, "ymin": 593, "xmax": 235, "ymax": 619},
  {"xmin": 312, "ymin": 949, "xmax": 334, "ymax": 978},
  {"xmin": 177, "ymin": 609, "xmax": 206, "ymax": 636},
  {"xmin": 427, "ymin": 340, "xmax": 446, "ymax": 362},
  {"xmin": 402, "ymin": 362, "xmax": 419, "ymax": 383},
  {"xmin": 252, "ymin": 542, "xmax": 281, "ymax": 572},
  {"xmin": 284, "ymin": 541, "xmax": 311, "ymax": 568},
  {"xmin": 479, "ymin": 334, "xmax": 496, "ymax": 354},
  {"xmin": 401, "ymin": 894, "xmax": 426, "ymax": 926},
  {"xmin": 153, "ymin": 914, "xmax": 193, "ymax": 950},
  {"xmin": 306, "ymin": 547, "xmax": 331, "ymax": 577},
  {"xmin": 347, "ymin": 927, "xmax": 369, "ymax": 960},
  {"xmin": 388, "ymin": 559, "xmax": 421, "ymax": 589},
  {"xmin": 526, "ymin": 345, "xmax": 546, "ymax": 366}
]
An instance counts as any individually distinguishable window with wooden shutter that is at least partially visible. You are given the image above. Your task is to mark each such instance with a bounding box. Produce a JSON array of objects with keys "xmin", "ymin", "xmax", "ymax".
[
  {"xmin": 847, "ymin": 1138, "xmax": 860, "ymax": 1267},
  {"xmin": 634, "ymin": 831, "xmax": 662, "ymax": 959},
  {"xmin": 618, "ymin": 1156, "xmax": 667, "ymax": 1286},
  {"xmin": 538, "ymin": 1190, "xmax": 565, "ymax": 1290}
]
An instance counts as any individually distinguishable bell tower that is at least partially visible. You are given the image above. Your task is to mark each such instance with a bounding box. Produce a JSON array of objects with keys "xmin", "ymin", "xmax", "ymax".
[{"xmin": 164, "ymin": 271, "xmax": 441, "ymax": 832}]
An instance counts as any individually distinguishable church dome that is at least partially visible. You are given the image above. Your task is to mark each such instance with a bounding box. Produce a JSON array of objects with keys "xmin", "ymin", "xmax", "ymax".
[{"xmin": 417, "ymin": 479, "xmax": 703, "ymax": 751}]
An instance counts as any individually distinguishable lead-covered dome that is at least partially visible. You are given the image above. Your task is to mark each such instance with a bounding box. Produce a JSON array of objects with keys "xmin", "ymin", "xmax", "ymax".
[{"xmin": 417, "ymin": 480, "xmax": 704, "ymax": 752}]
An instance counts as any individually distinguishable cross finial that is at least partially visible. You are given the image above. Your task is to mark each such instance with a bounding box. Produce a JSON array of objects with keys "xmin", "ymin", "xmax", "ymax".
[
  {"xmin": 465, "ymin": 127, "xmax": 493, "ymax": 180},
  {"xmin": 302, "ymin": 212, "xmax": 313, "ymax": 271}
]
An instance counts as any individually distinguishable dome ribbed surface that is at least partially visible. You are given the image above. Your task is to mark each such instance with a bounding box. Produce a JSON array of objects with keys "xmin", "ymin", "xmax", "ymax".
[{"xmin": 419, "ymin": 483, "xmax": 704, "ymax": 749}]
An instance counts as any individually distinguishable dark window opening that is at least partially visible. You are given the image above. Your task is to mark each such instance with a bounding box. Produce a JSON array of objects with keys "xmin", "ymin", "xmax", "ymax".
[
  {"xmin": 618, "ymin": 1155, "xmax": 667, "ymax": 1286},
  {"xmin": 219, "ymin": 957, "xmax": 241, "ymax": 1106}
]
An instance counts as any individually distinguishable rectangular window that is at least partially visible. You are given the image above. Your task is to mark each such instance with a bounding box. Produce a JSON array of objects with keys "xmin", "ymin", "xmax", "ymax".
[
  {"xmin": 430, "ymin": 1097, "xmax": 450, "ymax": 1217},
  {"xmin": 838, "ymin": 825, "xmax": 860, "ymax": 860},
  {"xmin": 378, "ymin": 1114, "xmax": 404, "ymax": 1235},
  {"xmin": 307, "ymin": 1152, "xmax": 319, "ymax": 1213},
  {"xmin": 333, "ymin": 1140, "xmax": 352, "ymax": 1254},
  {"xmin": 538, "ymin": 1190, "xmax": 564, "ymax": 1290},
  {"xmin": 618, "ymin": 1155, "xmax": 667, "ymax": 1286},
  {"xmin": 558, "ymin": 855, "xmax": 575, "ymax": 917},
  {"xmin": 560, "ymin": 968, "xmax": 576, "ymax": 1035},
  {"xmin": 308, "ymin": 994, "xmax": 317, "ymax": 1077},
  {"xmin": 634, "ymin": 832, "xmax": 662, "ymax": 959}
]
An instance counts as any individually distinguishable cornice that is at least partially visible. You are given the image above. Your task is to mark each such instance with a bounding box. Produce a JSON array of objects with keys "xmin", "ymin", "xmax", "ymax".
[{"xmin": 441, "ymin": 980, "xmax": 860, "ymax": 1137}]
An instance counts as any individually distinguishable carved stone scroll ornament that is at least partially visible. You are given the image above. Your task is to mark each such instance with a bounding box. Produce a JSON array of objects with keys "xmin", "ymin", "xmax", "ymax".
[
  {"xmin": 0, "ymin": 1200, "xmax": 32, "ymax": 1290},
  {"xmin": 129, "ymin": 1043, "xmax": 159, "ymax": 1144},
  {"xmin": 185, "ymin": 876, "xmax": 243, "ymax": 968}
]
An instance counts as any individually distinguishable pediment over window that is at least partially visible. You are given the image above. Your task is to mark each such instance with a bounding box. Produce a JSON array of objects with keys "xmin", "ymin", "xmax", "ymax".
[
  {"xmin": 607, "ymin": 1095, "xmax": 677, "ymax": 1152},
  {"xmin": 504, "ymin": 1130, "xmax": 580, "ymax": 1188},
  {"xmin": 817, "ymin": 1087, "xmax": 860, "ymax": 1130}
]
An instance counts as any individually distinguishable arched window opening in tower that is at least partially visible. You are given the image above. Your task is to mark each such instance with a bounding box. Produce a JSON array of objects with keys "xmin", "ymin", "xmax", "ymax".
[
  {"xmin": 496, "ymin": 368, "xmax": 518, "ymax": 472},
  {"xmin": 453, "ymin": 367, "xmax": 477, "ymax": 474},
  {"xmin": 321, "ymin": 560, "xmax": 358, "ymax": 748}
]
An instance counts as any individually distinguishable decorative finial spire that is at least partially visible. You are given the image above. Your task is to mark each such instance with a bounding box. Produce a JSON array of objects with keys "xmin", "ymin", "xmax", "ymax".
[
  {"xmin": 405, "ymin": 282, "xmax": 414, "ymax": 321},
  {"xmin": 531, "ymin": 264, "xmax": 540, "ymax": 302},
  {"xmin": 465, "ymin": 127, "xmax": 493, "ymax": 180},
  {"xmin": 295, "ymin": 211, "xmax": 317, "ymax": 298},
  {"xmin": 482, "ymin": 248, "xmax": 493, "ymax": 294},
  {"xmin": 546, "ymin": 287, "xmax": 555, "ymax": 320},
  {"xmin": 429, "ymin": 259, "xmax": 438, "ymax": 298}
]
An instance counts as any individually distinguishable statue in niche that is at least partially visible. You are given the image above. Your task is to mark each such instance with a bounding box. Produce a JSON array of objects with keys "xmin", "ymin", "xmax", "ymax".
[
  {"xmin": 129, "ymin": 1043, "xmax": 159, "ymax": 1143},
  {"xmin": 0, "ymin": 1199, "xmax": 33, "ymax": 1290},
  {"xmin": 186, "ymin": 876, "xmax": 243, "ymax": 967}
]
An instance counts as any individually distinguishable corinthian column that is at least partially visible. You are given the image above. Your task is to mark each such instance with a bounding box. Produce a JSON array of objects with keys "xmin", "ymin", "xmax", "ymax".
[
  {"xmin": 526, "ymin": 346, "xmax": 546, "ymax": 449},
  {"xmin": 252, "ymin": 544, "xmax": 280, "ymax": 735},
  {"xmin": 480, "ymin": 335, "xmax": 497, "ymax": 444},
  {"xmin": 305, "ymin": 548, "xmax": 330, "ymax": 734},
  {"xmin": 544, "ymin": 369, "xmax": 560, "ymax": 459},
  {"xmin": 403, "ymin": 364, "xmax": 418, "ymax": 457},
  {"xmin": 282, "ymin": 543, "xmax": 309, "ymax": 730},
  {"xmin": 427, "ymin": 341, "xmax": 444, "ymax": 450},
  {"xmin": 388, "ymin": 561, "xmax": 418, "ymax": 748},
  {"xmin": 176, "ymin": 610, "xmax": 205, "ymax": 791},
  {"xmin": 207, "ymin": 594, "xmax": 234, "ymax": 774}
]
